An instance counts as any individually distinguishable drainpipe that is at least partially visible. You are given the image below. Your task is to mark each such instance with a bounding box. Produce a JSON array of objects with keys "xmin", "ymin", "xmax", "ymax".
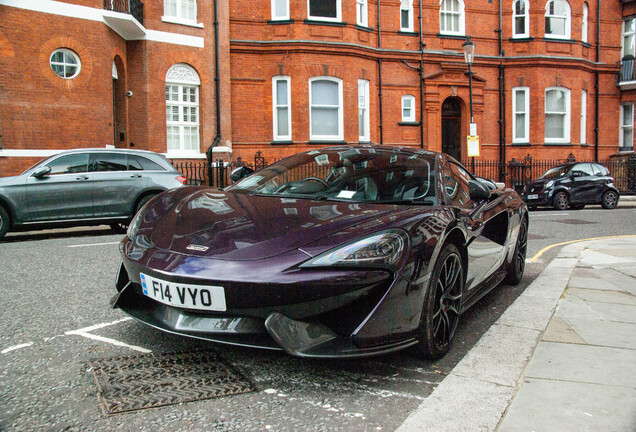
[
  {"xmin": 207, "ymin": 0, "xmax": 222, "ymax": 185},
  {"xmin": 497, "ymin": 0, "xmax": 506, "ymax": 181},
  {"xmin": 594, "ymin": 0, "xmax": 601, "ymax": 162},
  {"xmin": 418, "ymin": 0, "xmax": 424, "ymax": 149},
  {"xmin": 378, "ymin": 1, "xmax": 383, "ymax": 145}
]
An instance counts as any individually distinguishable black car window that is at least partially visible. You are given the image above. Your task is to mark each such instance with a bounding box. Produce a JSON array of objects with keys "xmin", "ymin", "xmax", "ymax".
[
  {"xmin": 444, "ymin": 162, "xmax": 472, "ymax": 207},
  {"xmin": 570, "ymin": 163, "xmax": 595, "ymax": 177},
  {"xmin": 128, "ymin": 155, "xmax": 165, "ymax": 171},
  {"xmin": 89, "ymin": 153, "xmax": 127, "ymax": 172},
  {"xmin": 45, "ymin": 153, "xmax": 89, "ymax": 175}
]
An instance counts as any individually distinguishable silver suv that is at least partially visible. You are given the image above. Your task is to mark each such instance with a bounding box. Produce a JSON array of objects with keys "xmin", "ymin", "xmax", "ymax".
[{"xmin": 0, "ymin": 149, "xmax": 186, "ymax": 239}]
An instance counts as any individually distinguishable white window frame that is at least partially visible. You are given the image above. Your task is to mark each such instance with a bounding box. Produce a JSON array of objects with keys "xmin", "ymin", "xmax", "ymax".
[
  {"xmin": 580, "ymin": 90, "xmax": 587, "ymax": 144},
  {"xmin": 163, "ymin": 0, "xmax": 198, "ymax": 25},
  {"xmin": 512, "ymin": 87, "xmax": 530, "ymax": 143},
  {"xmin": 402, "ymin": 95, "xmax": 416, "ymax": 122},
  {"xmin": 544, "ymin": 0, "xmax": 571, "ymax": 40},
  {"xmin": 272, "ymin": 0, "xmax": 290, "ymax": 21},
  {"xmin": 309, "ymin": 77, "xmax": 343, "ymax": 141},
  {"xmin": 512, "ymin": 0, "xmax": 529, "ymax": 39},
  {"xmin": 619, "ymin": 103, "xmax": 634, "ymax": 151},
  {"xmin": 165, "ymin": 64, "xmax": 201, "ymax": 157},
  {"xmin": 307, "ymin": 0, "xmax": 342, "ymax": 23},
  {"xmin": 439, "ymin": 0, "xmax": 465, "ymax": 36},
  {"xmin": 273, "ymin": 76, "xmax": 292, "ymax": 141},
  {"xmin": 581, "ymin": 3, "xmax": 588, "ymax": 43},
  {"xmin": 358, "ymin": 80, "xmax": 370, "ymax": 142},
  {"xmin": 50, "ymin": 48, "xmax": 81, "ymax": 79},
  {"xmin": 400, "ymin": 0, "xmax": 414, "ymax": 32},
  {"xmin": 544, "ymin": 86, "xmax": 571, "ymax": 144},
  {"xmin": 622, "ymin": 18, "xmax": 636, "ymax": 59},
  {"xmin": 357, "ymin": 0, "xmax": 368, "ymax": 27}
]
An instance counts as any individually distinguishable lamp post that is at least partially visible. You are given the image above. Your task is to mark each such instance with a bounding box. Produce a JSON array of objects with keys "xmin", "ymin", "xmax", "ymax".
[{"xmin": 463, "ymin": 36, "xmax": 476, "ymax": 172}]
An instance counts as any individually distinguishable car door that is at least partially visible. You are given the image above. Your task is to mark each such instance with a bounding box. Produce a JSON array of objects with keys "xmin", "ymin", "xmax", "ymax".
[
  {"xmin": 444, "ymin": 162, "xmax": 507, "ymax": 292},
  {"xmin": 568, "ymin": 163, "xmax": 596, "ymax": 203},
  {"xmin": 26, "ymin": 153, "xmax": 93, "ymax": 221},
  {"xmin": 90, "ymin": 152, "xmax": 148, "ymax": 217}
]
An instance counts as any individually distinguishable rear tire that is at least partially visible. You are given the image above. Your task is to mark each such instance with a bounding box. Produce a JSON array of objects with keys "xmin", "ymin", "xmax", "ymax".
[
  {"xmin": 601, "ymin": 191, "xmax": 618, "ymax": 209},
  {"xmin": 505, "ymin": 217, "xmax": 528, "ymax": 285},
  {"xmin": 553, "ymin": 191, "xmax": 569, "ymax": 210},
  {"xmin": 0, "ymin": 206, "xmax": 9, "ymax": 239},
  {"xmin": 415, "ymin": 243, "xmax": 464, "ymax": 360}
]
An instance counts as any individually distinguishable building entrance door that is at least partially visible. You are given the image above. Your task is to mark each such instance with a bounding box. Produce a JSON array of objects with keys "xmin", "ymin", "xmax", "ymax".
[{"xmin": 442, "ymin": 98, "xmax": 461, "ymax": 161}]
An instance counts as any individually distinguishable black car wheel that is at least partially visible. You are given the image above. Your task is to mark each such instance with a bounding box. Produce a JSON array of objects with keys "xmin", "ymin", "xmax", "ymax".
[
  {"xmin": 110, "ymin": 223, "xmax": 127, "ymax": 233},
  {"xmin": 601, "ymin": 191, "xmax": 618, "ymax": 209},
  {"xmin": 0, "ymin": 206, "xmax": 9, "ymax": 239},
  {"xmin": 505, "ymin": 217, "xmax": 528, "ymax": 285},
  {"xmin": 416, "ymin": 243, "xmax": 464, "ymax": 360},
  {"xmin": 553, "ymin": 191, "xmax": 569, "ymax": 210}
]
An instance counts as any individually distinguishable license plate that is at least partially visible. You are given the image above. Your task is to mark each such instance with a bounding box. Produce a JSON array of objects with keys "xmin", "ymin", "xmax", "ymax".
[
  {"xmin": 527, "ymin": 194, "xmax": 539, "ymax": 200},
  {"xmin": 140, "ymin": 273, "xmax": 226, "ymax": 311}
]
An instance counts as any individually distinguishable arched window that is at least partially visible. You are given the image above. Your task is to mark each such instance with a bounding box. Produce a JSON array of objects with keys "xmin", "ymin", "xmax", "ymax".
[
  {"xmin": 512, "ymin": 0, "xmax": 529, "ymax": 38},
  {"xmin": 309, "ymin": 77, "xmax": 343, "ymax": 140},
  {"xmin": 545, "ymin": 87, "xmax": 571, "ymax": 143},
  {"xmin": 545, "ymin": 0, "xmax": 571, "ymax": 39},
  {"xmin": 165, "ymin": 64, "xmax": 201, "ymax": 154},
  {"xmin": 439, "ymin": 0, "xmax": 465, "ymax": 36},
  {"xmin": 582, "ymin": 3, "xmax": 588, "ymax": 43}
]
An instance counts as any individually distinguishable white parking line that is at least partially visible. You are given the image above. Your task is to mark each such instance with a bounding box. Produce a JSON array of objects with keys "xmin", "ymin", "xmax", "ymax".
[
  {"xmin": 68, "ymin": 241, "xmax": 120, "ymax": 248},
  {"xmin": 1, "ymin": 342, "xmax": 34, "ymax": 354},
  {"xmin": 529, "ymin": 212, "xmax": 569, "ymax": 217},
  {"xmin": 65, "ymin": 317, "xmax": 151, "ymax": 353}
]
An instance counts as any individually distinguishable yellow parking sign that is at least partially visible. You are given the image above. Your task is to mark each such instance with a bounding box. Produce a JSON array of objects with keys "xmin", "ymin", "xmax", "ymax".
[{"xmin": 467, "ymin": 136, "xmax": 480, "ymax": 157}]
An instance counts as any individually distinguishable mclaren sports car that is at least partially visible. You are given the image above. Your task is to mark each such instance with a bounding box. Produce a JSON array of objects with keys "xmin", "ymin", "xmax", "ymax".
[{"xmin": 111, "ymin": 145, "xmax": 528, "ymax": 359}]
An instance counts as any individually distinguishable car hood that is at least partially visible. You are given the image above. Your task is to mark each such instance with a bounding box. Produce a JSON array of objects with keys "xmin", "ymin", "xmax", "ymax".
[{"xmin": 149, "ymin": 190, "xmax": 397, "ymax": 260}]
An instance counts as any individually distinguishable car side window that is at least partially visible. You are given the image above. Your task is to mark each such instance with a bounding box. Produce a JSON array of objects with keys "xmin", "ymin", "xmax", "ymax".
[
  {"xmin": 444, "ymin": 162, "xmax": 471, "ymax": 207},
  {"xmin": 571, "ymin": 163, "xmax": 594, "ymax": 177},
  {"xmin": 128, "ymin": 155, "xmax": 165, "ymax": 171},
  {"xmin": 45, "ymin": 154, "xmax": 89, "ymax": 175},
  {"xmin": 590, "ymin": 164, "xmax": 601, "ymax": 176},
  {"xmin": 89, "ymin": 153, "xmax": 127, "ymax": 172}
]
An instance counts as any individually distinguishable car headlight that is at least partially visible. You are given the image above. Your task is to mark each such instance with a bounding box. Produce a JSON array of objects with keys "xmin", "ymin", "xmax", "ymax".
[
  {"xmin": 545, "ymin": 180, "xmax": 554, "ymax": 189},
  {"xmin": 301, "ymin": 229, "xmax": 409, "ymax": 271}
]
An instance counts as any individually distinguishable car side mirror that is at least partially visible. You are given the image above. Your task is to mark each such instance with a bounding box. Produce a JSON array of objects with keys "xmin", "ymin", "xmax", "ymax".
[
  {"xmin": 230, "ymin": 166, "xmax": 254, "ymax": 182},
  {"xmin": 469, "ymin": 179, "xmax": 491, "ymax": 202},
  {"xmin": 31, "ymin": 166, "xmax": 51, "ymax": 179}
]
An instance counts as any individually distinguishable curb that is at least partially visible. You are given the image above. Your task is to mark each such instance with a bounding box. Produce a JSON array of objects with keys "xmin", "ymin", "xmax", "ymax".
[{"xmin": 395, "ymin": 241, "xmax": 590, "ymax": 432}]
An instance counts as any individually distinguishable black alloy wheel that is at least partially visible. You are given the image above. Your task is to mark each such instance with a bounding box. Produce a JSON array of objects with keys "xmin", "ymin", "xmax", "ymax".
[
  {"xmin": 0, "ymin": 206, "xmax": 9, "ymax": 239},
  {"xmin": 601, "ymin": 191, "xmax": 618, "ymax": 209},
  {"xmin": 553, "ymin": 191, "xmax": 569, "ymax": 210},
  {"xmin": 505, "ymin": 217, "xmax": 528, "ymax": 285},
  {"xmin": 416, "ymin": 243, "xmax": 464, "ymax": 360}
]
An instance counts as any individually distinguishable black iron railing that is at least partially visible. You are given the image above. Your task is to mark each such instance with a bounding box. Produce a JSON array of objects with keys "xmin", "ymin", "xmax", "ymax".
[
  {"xmin": 104, "ymin": 0, "xmax": 144, "ymax": 25},
  {"xmin": 171, "ymin": 151, "xmax": 636, "ymax": 195},
  {"xmin": 618, "ymin": 57, "xmax": 635, "ymax": 84}
]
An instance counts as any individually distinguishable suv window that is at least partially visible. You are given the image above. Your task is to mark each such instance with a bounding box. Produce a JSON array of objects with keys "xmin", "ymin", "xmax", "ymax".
[
  {"xmin": 89, "ymin": 153, "xmax": 127, "ymax": 172},
  {"xmin": 128, "ymin": 155, "xmax": 165, "ymax": 171},
  {"xmin": 45, "ymin": 154, "xmax": 89, "ymax": 175}
]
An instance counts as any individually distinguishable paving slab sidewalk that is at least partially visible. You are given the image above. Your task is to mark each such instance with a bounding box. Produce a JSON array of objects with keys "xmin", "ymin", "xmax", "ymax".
[{"xmin": 396, "ymin": 236, "xmax": 636, "ymax": 432}]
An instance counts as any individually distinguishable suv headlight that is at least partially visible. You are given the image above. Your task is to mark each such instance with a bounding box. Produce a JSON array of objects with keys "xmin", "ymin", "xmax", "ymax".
[{"xmin": 301, "ymin": 229, "xmax": 409, "ymax": 271}]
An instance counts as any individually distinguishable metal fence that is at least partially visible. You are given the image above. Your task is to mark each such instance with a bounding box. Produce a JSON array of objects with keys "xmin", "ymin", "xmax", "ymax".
[{"xmin": 171, "ymin": 151, "xmax": 636, "ymax": 195}]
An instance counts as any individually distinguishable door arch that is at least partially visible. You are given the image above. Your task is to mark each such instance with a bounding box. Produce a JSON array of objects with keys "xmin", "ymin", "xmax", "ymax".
[{"xmin": 442, "ymin": 97, "xmax": 462, "ymax": 161}]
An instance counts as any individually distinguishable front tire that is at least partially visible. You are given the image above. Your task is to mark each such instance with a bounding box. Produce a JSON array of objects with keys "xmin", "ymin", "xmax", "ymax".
[
  {"xmin": 553, "ymin": 191, "xmax": 569, "ymax": 210},
  {"xmin": 415, "ymin": 243, "xmax": 464, "ymax": 360},
  {"xmin": 0, "ymin": 206, "xmax": 9, "ymax": 239},
  {"xmin": 601, "ymin": 191, "xmax": 618, "ymax": 209},
  {"xmin": 505, "ymin": 217, "xmax": 528, "ymax": 285}
]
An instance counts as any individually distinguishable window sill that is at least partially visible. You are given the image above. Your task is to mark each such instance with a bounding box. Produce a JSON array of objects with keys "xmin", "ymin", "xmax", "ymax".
[
  {"xmin": 355, "ymin": 24, "xmax": 373, "ymax": 32},
  {"xmin": 271, "ymin": 140, "xmax": 294, "ymax": 145},
  {"xmin": 304, "ymin": 19, "xmax": 346, "ymax": 27},
  {"xmin": 509, "ymin": 37, "xmax": 534, "ymax": 42},
  {"xmin": 436, "ymin": 33, "xmax": 466, "ymax": 40},
  {"xmin": 582, "ymin": 41, "xmax": 592, "ymax": 48},
  {"xmin": 512, "ymin": 142, "xmax": 531, "ymax": 146},
  {"xmin": 398, "ymin": 31, "xmax": 418, "ymax": 36},
  {"xmin": 543, "ymin": 37, "xmax": 575, "ymax": 43},
  {"xmin": 161, "ymin": 16, "xmax": 204, "ymax": 28},
  {"xmin": 399, "ymin": 121, "xmax": 420, "ymax": 126},
  {"xmin": 267, "ymin": 19, "xmax": 295, "ymax": 25},
  {"xmin": 164, "ymin": 151, "xmax": 206, "ymax": 159}
]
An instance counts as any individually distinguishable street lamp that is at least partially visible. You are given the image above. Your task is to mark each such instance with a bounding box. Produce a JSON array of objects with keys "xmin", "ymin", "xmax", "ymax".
[{"xmin": 463, "ymin": 36, "xmax": 476, "ymax": 172}]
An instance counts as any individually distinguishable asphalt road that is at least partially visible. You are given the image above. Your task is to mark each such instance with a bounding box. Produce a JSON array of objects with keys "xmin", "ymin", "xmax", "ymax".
[{"xmin": 1, "ymin": 206, "xmax": 635, "ymax": 431}]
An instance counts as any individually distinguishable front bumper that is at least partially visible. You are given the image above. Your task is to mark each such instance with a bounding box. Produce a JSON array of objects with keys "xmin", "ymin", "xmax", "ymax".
[{"xmin": 112, "ymin": 239, "xmax": 422, "ymax": 358}]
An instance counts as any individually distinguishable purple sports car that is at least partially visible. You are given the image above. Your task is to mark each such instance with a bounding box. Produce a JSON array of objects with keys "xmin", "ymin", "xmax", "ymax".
[{"xmin": 111, "ymin": 145, "xmax": 528, "ymax": 359}]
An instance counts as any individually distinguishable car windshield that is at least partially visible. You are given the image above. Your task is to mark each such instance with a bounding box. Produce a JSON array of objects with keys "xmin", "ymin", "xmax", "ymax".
[
  {"xmin": 539, "ymin": 165, "xmax": 570, "ymax": 180},
  {"xmin": 226, "ymin": 147, "xmax": 437, "ymax": 205}
]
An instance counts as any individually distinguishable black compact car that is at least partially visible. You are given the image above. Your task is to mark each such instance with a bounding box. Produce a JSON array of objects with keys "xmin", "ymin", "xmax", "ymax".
[{"xmin": 523, "ymin": 162, "xmax": 619, "ymax": 210}]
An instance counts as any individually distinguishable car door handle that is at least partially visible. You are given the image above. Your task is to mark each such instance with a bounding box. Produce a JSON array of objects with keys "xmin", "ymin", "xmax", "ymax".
[
  {"xmin": 76, "ymin": 175, "xmax": 90, "ymax": 181},
  {"xmin": 130, "ymin": 174, "xmax": 143, "ymax": 178}
]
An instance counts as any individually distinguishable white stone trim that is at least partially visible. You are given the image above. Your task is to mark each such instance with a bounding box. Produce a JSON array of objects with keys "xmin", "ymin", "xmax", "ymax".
[
  {"xmin": 0, "ymin": 149, "xmax": 63, "ymax": 158},
  {"xmin": 161, "ymin": 16, "xmax": 204, "ymax": 28},
  {"xmin": 163, "ymin": 151, "xmax": 207, "ymax": 159}
]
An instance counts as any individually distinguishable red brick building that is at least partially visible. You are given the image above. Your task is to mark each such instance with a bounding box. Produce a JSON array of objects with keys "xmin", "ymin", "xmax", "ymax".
[{"xmin": 0, "ymin": 0, "xmax": 632, "ymax": 178}]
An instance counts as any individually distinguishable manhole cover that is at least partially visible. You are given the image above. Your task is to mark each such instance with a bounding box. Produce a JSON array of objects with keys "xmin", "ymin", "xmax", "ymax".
[
  {"xmin": 556, "ymin": 219, "xmax": 596, "ymax": 225},
  {"xmin": 87, "ymin": 351, "xmax": 255, "ymax": 415}
]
